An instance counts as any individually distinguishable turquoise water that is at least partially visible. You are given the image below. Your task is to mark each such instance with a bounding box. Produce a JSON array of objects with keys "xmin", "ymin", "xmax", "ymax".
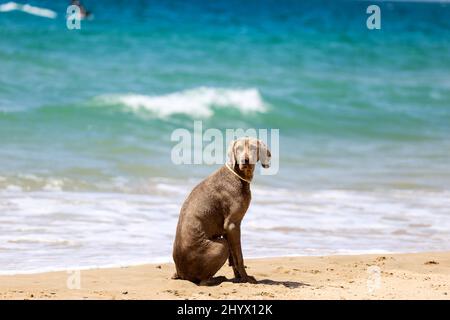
[{"xmin": 0, "ymin": 1, "xmax": 449, "ymax": 273}]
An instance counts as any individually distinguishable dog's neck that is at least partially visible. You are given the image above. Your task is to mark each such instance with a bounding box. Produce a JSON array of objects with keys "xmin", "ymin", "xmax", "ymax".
[{"xmin": 229, "ymin": 163, "xmax": 254, "ymax": 184}]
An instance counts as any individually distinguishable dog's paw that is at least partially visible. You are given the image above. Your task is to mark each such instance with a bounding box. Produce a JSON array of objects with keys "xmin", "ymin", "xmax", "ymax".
[{"xmin": 237, "ymin": 275, "xmax": 258, "ymax": 284}]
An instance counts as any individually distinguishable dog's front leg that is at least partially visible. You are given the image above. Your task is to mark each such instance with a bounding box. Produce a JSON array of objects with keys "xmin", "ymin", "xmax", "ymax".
[
  {"xmin": 225, "ymin": 221, "xmax": 257, "ymax": 284},
  {"xmin": 226, "ymin": 240, "xmax": 240, "ymax": 278}
]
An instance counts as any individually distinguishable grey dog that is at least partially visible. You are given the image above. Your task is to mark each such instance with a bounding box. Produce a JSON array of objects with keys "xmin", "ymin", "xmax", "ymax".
[{"xmin": 172, "ymin": 137, "xmax": 271, "ymax": 285}]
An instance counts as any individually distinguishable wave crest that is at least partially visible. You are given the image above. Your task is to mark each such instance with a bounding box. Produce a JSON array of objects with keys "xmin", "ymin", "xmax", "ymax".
[
  {"xmin": 96, "ymin": 87, "xmax": 268, "ymax": 118},
  {"xmin": 0, "ymin": 2, "xmax": 57, "ymax": 19}
]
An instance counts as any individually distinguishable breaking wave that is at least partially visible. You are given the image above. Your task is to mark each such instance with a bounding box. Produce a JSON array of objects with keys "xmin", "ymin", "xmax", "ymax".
[
  {"xmin": 0, "ymin": 2, "xmax": 57, "ymax": 18},
  {"xmin": 95, "ymin": 87, "xmax": 268, "ymax": 118}
]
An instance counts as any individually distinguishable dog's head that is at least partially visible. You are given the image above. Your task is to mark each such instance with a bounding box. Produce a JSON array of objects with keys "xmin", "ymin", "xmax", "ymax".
[{"xmin": 227, "ymin": 137, "xmax": 271, "ymax": 176}]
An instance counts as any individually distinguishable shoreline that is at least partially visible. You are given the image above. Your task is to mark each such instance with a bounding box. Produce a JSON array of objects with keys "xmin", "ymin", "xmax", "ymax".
[
  {"xmin": 2, "ymin": 188, "xmax": 449, "ymax": 271},
  {"xmin": 0, "ymin": 251, "xmax": 449, "ymax": 299},
  {"xmin": 0, "ymin": 251, "xmax": 398, "ymax": 276}
]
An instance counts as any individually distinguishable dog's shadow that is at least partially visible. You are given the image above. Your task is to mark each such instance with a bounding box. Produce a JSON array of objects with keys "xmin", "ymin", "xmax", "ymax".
[
  {"xmin": 256, "ymin": 278, "xmax": 309, "ymax": 289},
  {"xmin": 205, "ymin": 276, "xmax": 309, "ymax": 289}
]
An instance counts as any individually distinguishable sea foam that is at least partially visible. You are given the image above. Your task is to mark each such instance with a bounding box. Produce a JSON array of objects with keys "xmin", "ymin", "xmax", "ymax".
[
  {"xmin": 1, "ymin": 185, "xmax": 450, "ymax": 274},
  {"xmin": 96, "ymin": 87, "xmax": 268, "ymax": 118},
  {"xmin": 0, "ymin": 2, "xmax": 57, "ymax": 19}
]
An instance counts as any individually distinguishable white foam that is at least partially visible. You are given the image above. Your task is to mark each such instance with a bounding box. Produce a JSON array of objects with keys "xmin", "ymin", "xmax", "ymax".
[
  {"xmin": 5, "ymin": 184, "xmax": 22, "ymax": 192},
  {"xmin": 1, "ymin": 187, "xmax": 449, "ymax": 274},
  {"xmin": 0, "ymin": 1, "xmax": 17, "ymax": 11},
  {"xmin": 8, "ymin": 237, "xmax": 75, "ymax": 246},
  {"xmin": 0, "ymin": 2, "xmax": 57, "ymax": 19},
  {"xmin": 42, "ymin": 178, "xmax": 64, "ymax": 192},
  {"xmin": 97, "ymin": 87, "xmax": 268, "ymax": 118}
]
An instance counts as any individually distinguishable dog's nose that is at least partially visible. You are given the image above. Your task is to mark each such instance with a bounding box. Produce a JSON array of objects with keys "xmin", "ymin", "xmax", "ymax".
[{"xmin": 244, "ymin": 157, "xmax": 249, "ymax": 165}]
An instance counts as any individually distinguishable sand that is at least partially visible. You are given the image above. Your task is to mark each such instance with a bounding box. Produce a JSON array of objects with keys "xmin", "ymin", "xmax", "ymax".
[{"xmin": 0, "ymin": 251, "xmax": 449, "ymax": 300}]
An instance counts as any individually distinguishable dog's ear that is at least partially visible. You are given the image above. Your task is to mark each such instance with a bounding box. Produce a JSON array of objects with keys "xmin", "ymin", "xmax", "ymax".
[
  {"xmin": 227, "ymin": 140, "xmax": 237, "ymax": 166},
  {"xmin": 258, "ymin": 140, "xmax": 271, "ymax": 168}
]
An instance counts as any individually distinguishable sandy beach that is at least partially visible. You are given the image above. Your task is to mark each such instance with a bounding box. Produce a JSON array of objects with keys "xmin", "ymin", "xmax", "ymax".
[{"xmin": 0, "ymin": 251, "xmax": 448, "ymax": 300}]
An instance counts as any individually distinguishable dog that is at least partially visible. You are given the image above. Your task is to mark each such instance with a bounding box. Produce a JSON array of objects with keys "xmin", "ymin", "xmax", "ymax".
[{"xmin": 172, "ymin": 137, "xmax": 271, "ymax": 285}]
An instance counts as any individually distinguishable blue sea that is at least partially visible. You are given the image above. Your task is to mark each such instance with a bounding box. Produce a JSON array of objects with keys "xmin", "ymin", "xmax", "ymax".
[{"xmin": 0, "ymin": 0, "xmax": 449, "ymax": 274}]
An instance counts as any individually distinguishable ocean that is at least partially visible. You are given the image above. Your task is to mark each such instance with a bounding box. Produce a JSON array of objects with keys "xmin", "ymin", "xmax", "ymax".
[{"xmin": 0, "ymin": 0, "xmax": 449, "ymax": 274}]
